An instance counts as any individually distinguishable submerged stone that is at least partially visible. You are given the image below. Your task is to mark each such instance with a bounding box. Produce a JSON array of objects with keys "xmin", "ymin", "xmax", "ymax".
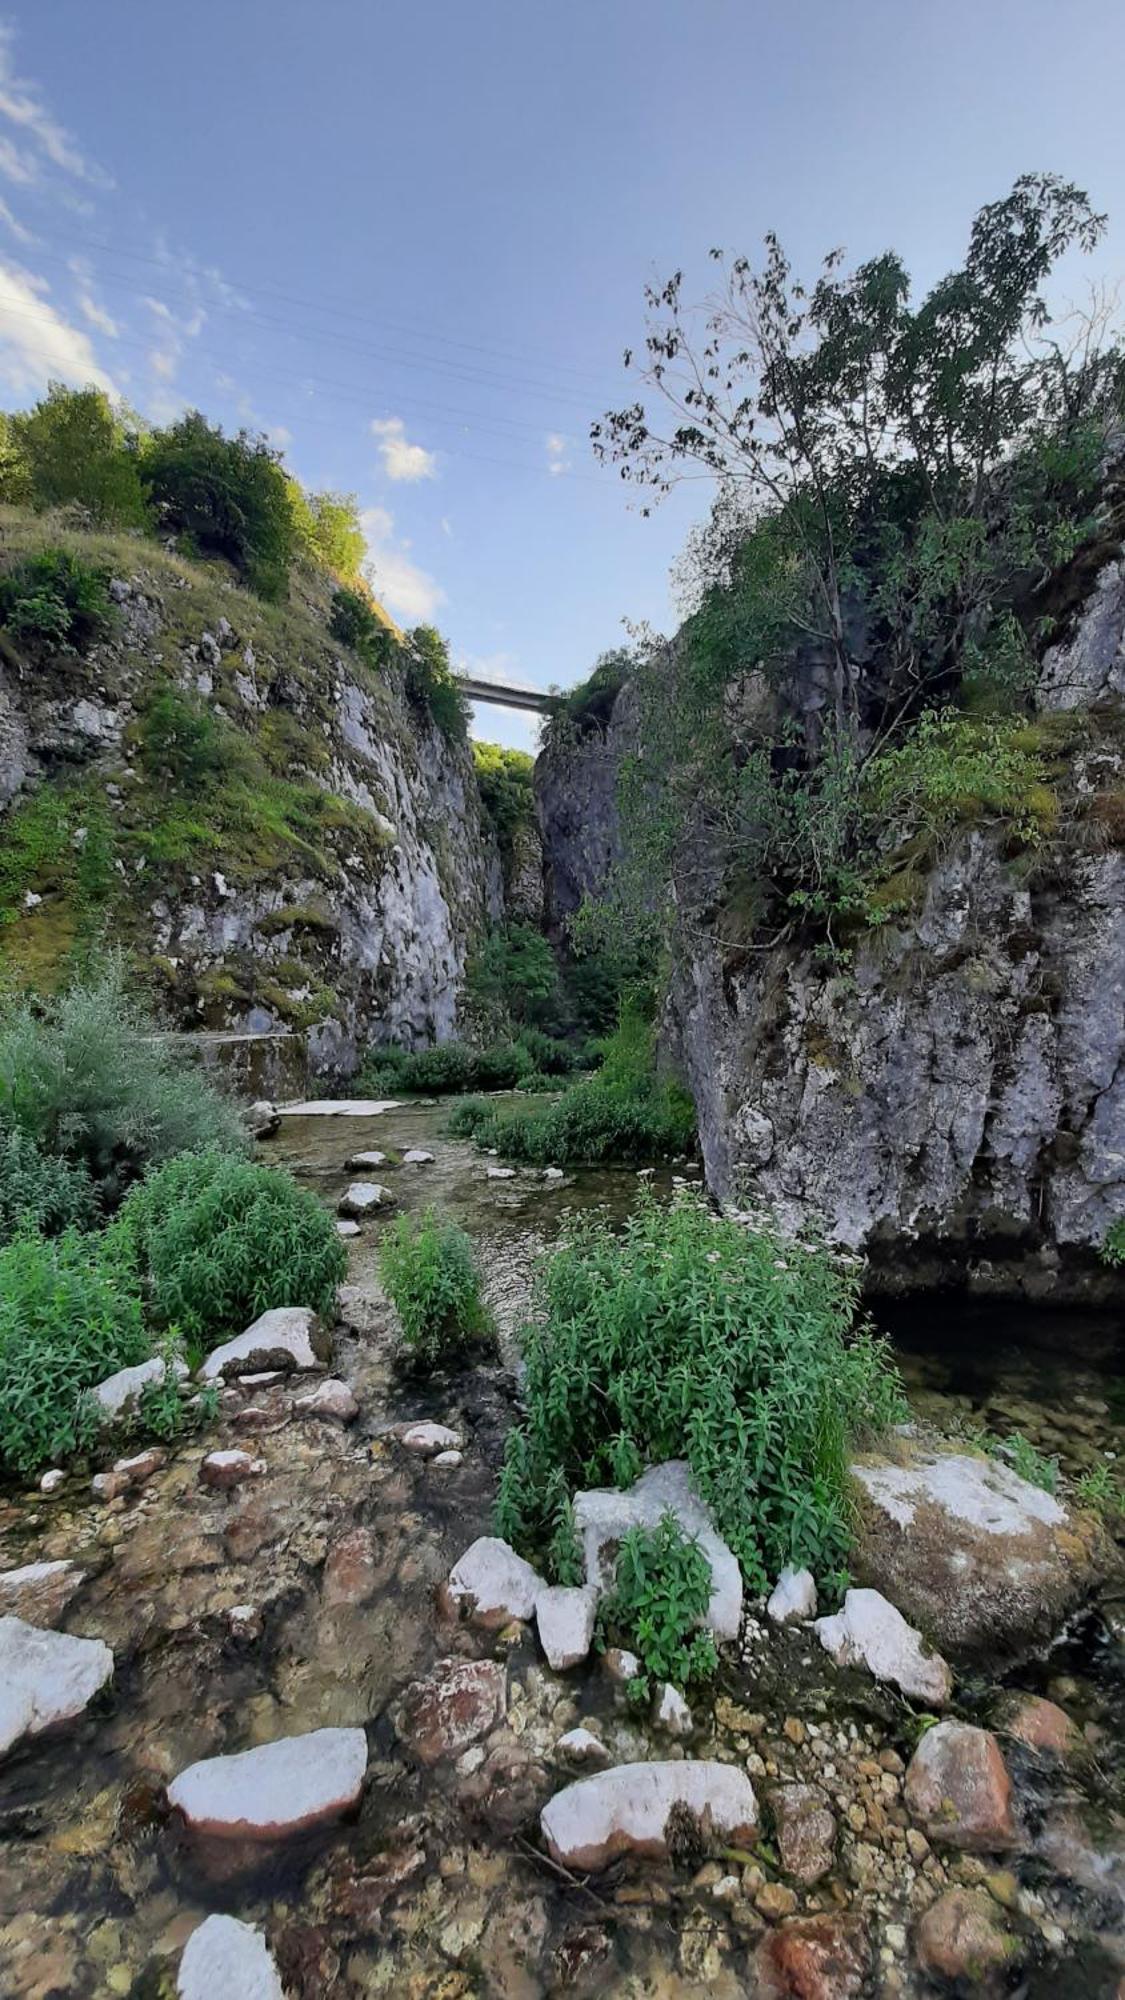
[
  {"xmin": 913, "ymin": 1887, "xmax": 1022, "ymax": 1986},
  {"xmin": 177, "ymin": 1914, "xmax": 284, "ymax": 1999},
  {"xmin": 541, "ymin": 1761, "xmax": 758, "ymax": 1872},
  {"xmin": 814, "ymin": 1587, "xmax": 952, "ymax": 1705},
  {"xmin": 754, "ymin": 1914, "xmax": 869, "ymax": 1999},
  {"xmin": 0, "ymin": 1615, "xmax": 114, "ymax": 1758},
  {"xmin": 168, "ymin": 1726, "xmax": 368, "ymax": 1840},
  {"xmin": 398, "ymin": 1657, "xmax": 506, "ymax": 1765},
  {"xmin": 573, "ymin": 1459, "xmax": 742, "ymax": 1641},
  {"xmin": 770, "ymin": 1782, "xmax": 837, "ymax": 1885}
]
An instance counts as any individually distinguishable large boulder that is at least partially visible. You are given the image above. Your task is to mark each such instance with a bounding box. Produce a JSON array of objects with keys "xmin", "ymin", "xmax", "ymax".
[
  {"xmin": 167, "ymin": 1726, "xmax": 367, "ymax": 1841},
  {"xmin": 572, "ymin": 1460, "xmax": 742, "ymax": 1640},
  {"xmin": 199, "ymin": 1307, "xmax": 330, "ymax": 1381},
  {"xmin": 177, "ymin": 1915, "xmax": 284, "ymax": 1999},
  {"xmin": 92, "ymin": 1353, "xmax": 188, "ymax": 1421},
  {"xmin": 0, "ymin": 1616, "xmax": 114, "ymax": 1758},
  {"xmin": 814, "ymin": 1587, "xmax": 952, "ymax": 1705},
  {"xmin": 541, "ymin": 1761, "xmax": 758, "ymax": 1872},
  {"xmin": 852, "ymin": 1439, "xmax": 1105, "ymax": 1659}
]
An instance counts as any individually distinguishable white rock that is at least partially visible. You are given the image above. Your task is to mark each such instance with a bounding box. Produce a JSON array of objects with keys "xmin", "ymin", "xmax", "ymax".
[
  {"xmin": 446, "ymin": 1537, "xmax": 546, "ymax": 1628},
  {"xmin": 199, "ymin": 1307, "xmax": 327, "ymax": 1381},
  {"xmin": 542, "ymin": 1167, "xmax": 565, "ymax": 1180},
  {"xmin": 347, "ymin": 1149, "xmax": 389, "ymax": 1169},
  {"xmin": 432, "ymin": 1450, "xmax": 463, "ymax": 1467},
  {"xmin": 0, "ymin": 1616, "xmax": 114, "ymax": 1758},
  {"xmin": 38, "ymin": 1470, "xmax": 65, "ymax": 1496},
  {"xmin": 573, "ymin": 1460, "xmax": 742, "ymax": 1641},
  {"xmin": 92, "ymin": 1353, "xmax": 188, "ymax": 1421},
  {"xmin": 541, "ymin": 1761, "xmax": 759, "ymax": 1871},
  {"xmin": 653, "ymin": 1683, "xmax": 693, "ymax": 1736},
  {"xmin": 767, "ymin": 1565, "xmax": 818, "ymax": 1626},
  {"xmin": 402, "ymin": 1148, "xmax": 435, "ymax": 1165},
  {"xmin": 278, "ymin": 1099, "xmax": 402, "ymax": 1117},
  {"xmin": 486, "ymin": 1166, "xmax": 516, "ymax": 1180},
  {"xmin": 338, "ymin": 1180, "xmax": 394, "ymax": 1217},
  {"xmin": 239, "ymin": 1371, "xmax": 287, "ymax": 1389},
  {"xmin": 400, "ymin": 1421, "xmax": 461, "ymax": 1456},
  {"xmin": 177, "ymin": 1915, "xmax": 284, "ymax": 2000},
  {"xmin": 336, "ymin": 1219, "xmax": 361, "ymax": 1239},
  {"xmin": 168, "ymin": 1726, "xmax": 368, "ymax": 1839},
  {"xmin": 0, "ymin": 1560, "xmax": 84, "ymax": 1625},
  {"xmin": 556, "ymin": 1726, "xmax": 610, "ymax": 1769},
  {"xmin": 536, "ymin": 1585, "xmax": 597, "ymax": 1671},
  {"xmin": 293, "ymin": 1379, "xmax": 358, "ymax": 1424},
  {"xmin": 603, "ymin": 1647, "xmax": 641, "ymax": 1684},
  {"xmin": 200, "ymin": 1450, "xmax": 265, "ymax": 1491},
  {"xmin": 814, "ymin": 1587, "xmax": 952, "ymax": 1705},
  {"xmin": 225, "ymin": 1605, "xmax": 262, "ymax": 1640}
]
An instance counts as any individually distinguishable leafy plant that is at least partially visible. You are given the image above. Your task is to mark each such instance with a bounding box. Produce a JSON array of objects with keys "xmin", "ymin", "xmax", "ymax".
[
  {"xmin": 10, "ymin": 383, "xmax": 148, "ymax": 527},
  {"xmin": 598, "ymin": 1514, "xmax": 719, "ymax": 1698},
  {"xmin": 115, "ymin": 1146, "xmax": 345, "ymax": 1348},
  {"xmin": 0, "ymin": 1228, "xmax": 148, "ymax": 1476},
  {"xmin": 0, "ymin": 1128, "xmax": 97, "ymax": 1245},
  {"xmin": 467, "ymin": 923, "xmax": 562, "ymax": 1030},
  {"xmin": 1075, "ymin": 1457, "xmax": 1123, "ymax": 1514},
  {"xmin": 403, "ymin": 624, "xmax": 468, "ymax": 737},
  {"xmin": 378, "ymin": 1206, "xmax": 492, "ymax": 1366},
  {"xmin": 141, "ymin": 412, "xmax": 295, "ymax": 601},
  {"xmin": 473, "ymin": 741, "xmax": 536, "ymax": 852},
  {"xmin": 134, "ymin": 1343, "xmax": 219, "ymax": 1442},
  {"xmin": 137, "ymin": 689, "xmax": 239, "ymax": 793},
  {"xmin": 358, "ymin": 1038, "xmax": 538, "ymax": 1096},
  {"xmin": 1100, "ymin": 1219, "xmax": 1125, "ymax": 1266},
  {"xmin": 329, "ymin": 584, "xmax": 396, "ymax": 664},
  {"xmin": 999, "ymin": 1429, "xmax": 1059, "ymax": 1494},
  {"xmin": 494, "ymin": 1189, "xmax": 906, "ymax": 1594},
  {"xmin": 0, "ymin": 548, "xmax": 115, "ymax": 652},
  {"xmin": 290, "ymin": 487, "xmax": 366, "ymax": 582}
]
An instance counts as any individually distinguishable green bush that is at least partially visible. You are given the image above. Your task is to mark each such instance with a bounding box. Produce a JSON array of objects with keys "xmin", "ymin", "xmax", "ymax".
[
  {"xmin": 1100, "ymin": 1218, "xmax": 1125, "ymax": 1266},
  {"xmin": 467, "ymin": 923, "xmax": 562, "ymax": 1030},
  {"xmin": 115, "ymin": 1146, "xmax": 345, "ymax": 1348},
  {"xmin": 0, "ymin": 549, "xmax": 115, "ymax": 652},
  {"xmin": 357, "ymin": 1039, "xmax": 537, "ymax": 1096},
  {"xmin": 10, "ymin": 383, "xmax": 148, "ymax": 527},
  {"xmin": 329, "ymin": 584, "xmax": 396, "ymax": 665},
  {"xmin": 0, "ymin": 1228, "xmax": 148, "ymax": 1476},
  {"xmin": 516, "ymin": 1027, "xmax": 576, "ymax": 1075},
  {"xmin": 403, "ymin": 625, "xmax": 468, "ymax": 737},
  {"xmin": 379, "ymin": 1206, "xmax": 492, "ymax": 1366},
  {"xmin": 473, "ymin": 742, "xmax": 535, "ymax": 851},
  {"xmin": 136, "ymin": 689, "xmax": 238, "ymax": 793},
  {"xmin": 494, "ymin": 1191, "xmax": 906, "ymax": 1593},
  {"xmin": 0, "ymin": 1129, "xmax": 97, "ymax": 1244},
  {"xmin": 598, "ymin": 1515, "xmax": 719, "ymax": 1698},
  {"xmin": 141, "ymin": 413, "xmax": 295, "ymax": 601},
  {"xmin": 289, "ymin": 486, "xmax": 366, "ymax": 582},
  {"xmin": 0, "ymin": 965, "xmax": 246, "ymax": 1206}
]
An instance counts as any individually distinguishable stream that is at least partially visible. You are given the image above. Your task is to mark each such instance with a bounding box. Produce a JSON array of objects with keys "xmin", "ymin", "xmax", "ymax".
[{"xmin": 0, "ymin": 1095, "xmax": 1121, "ymax": 1997}]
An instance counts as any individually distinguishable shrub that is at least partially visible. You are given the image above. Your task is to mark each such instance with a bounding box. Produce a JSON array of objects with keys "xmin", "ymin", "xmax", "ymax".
[
  {"xmin": 0, "ymin": 1228, "xmax": 148, "ymax": 1476},
  {"xmin": 467, "ymin": 924, "xmax": 562, "ymax": 1030},
  {"xmin": 494, "ymin": 1191, "xmax": 906, "ymax": 1594},
  {"xmin": 0, "ymin": 964, "xmax": 246, "ymax": 1206},
  {"xmin": 598, "ymin": 1515, "xmax": 719, "ymax": 1698},
  {"xmin": 290, "ymin": 486, "xmax": 366, "ymax": 582},
  {"xmin": 0, "ymin": 1129, "xmax": 97, "ymax": 1245},
  {"xmin": 11, "ymin": 383, "xmax": 148, "ymax": 527},
  {"xmin": 1100, "ymin": 1218, "xmax": 1125, "ymax": 1266},
  {"xmin": 404, "ymin": 625, "xmax": 468, "ymax": 737},
  {"xmin": 115, "ymin": 1146, "xmax": 345, "ymax": 1348},
  {"xmin": 329, "ymin": 584, "xmax": 396, "ymax": 665},
  {"xmin": 141, "ymin": 413, "xmax": 295, "ymax": 600},
  {"xmin": 0, "ymin": 549, "xmax": 115, "ymax": 652},
  {"xmin": 136, "ymin": 689, "xmax": 238, "ymax": 793},
  {"xmin": 379, "ymin": 1206, "xmax": 492, "ymax": 1366},
  {"xmin": 516, "ymin": 1027, "xmax": 576, "ymax": 1075},
  {"xmin": 473, "ymin": 742, "xmax": 535, "ymax": 850},
  {"xmin": 357, "ymin": 1039, "xmax": 536, "ymax": 1096}
]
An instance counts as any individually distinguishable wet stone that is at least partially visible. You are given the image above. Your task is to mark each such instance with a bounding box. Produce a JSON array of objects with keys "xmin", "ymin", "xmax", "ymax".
[
  {"xmin": 321, "ymin": 1527, "xmax": 382, "ymax": 1608},
  {"xmin": 556, "ymin": 1726, "xmax": 610, "ymax": 1769},
  {"xmin": 200, "ymin": 1450, "xmax": 265, "ymax": 1492},
  {"xmin": 338, "ymin": 1180, "xmax": 394, "ymax": 1216},
  {"xmin": 904, "ymin": 1721, "xmax": 1017, "ymax": 1852},
  {"xmin": 997, "ymin": 1692, "xmax": 1081, "ymax": 1759},
  {"xmin": 541, "ymin": 1761, "xmax": 759, "ymax": 1872},
  {"xmin": 754, "ymin": 1913, "xmax": 870, "ymax": 1999},
  {"xmin": 293, "ymin": 1378, "xmax": 359, "ymax": 1425},
  {"xmin": 398, "ymin": 1657, "xmax": 507, "ymax": 1765},
  {"xmin": 200, "ymin": 1307, "xmax": 328, "ymax": 1381},
  {"xmin": 445, "ymin": 1536, "xmax": 545, "ymax": 1628},
  {"xmin": 814, "ymin": 1586, "xmax": 952, "ymax": 1705},
  {"xmin": 177, "ymin": 1913, "xmax": 284, "ymax": 1999},
  {"xmin": 0, "ymin": 1559, "xmax": 86, "ymax": 1627},
  {"xmin": 0, "ymin": 1616, "xmax": 114, "ymax": 1758},
  {"xmin": 771, "ymin": 1782, "xmax": 837, "ymax": 1885},
  {"xmin": 914, "ymin": 1886, "xmax": 1022, "ymax": 1987},
  {"xmin": 399, "ymin": 1421, "xmax": 461, "ymax": 1456},
  {"xmin": 168, "ymin": 1725, "xmax": 368, "ymax": 1841}
]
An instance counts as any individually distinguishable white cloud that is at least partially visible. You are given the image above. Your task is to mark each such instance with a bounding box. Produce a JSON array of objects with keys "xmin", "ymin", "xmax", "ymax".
[
  {"xmin": 545, "ymin": 432, "xmax": 571, "ymax": 476},
  {"xmin": 371, "ymin": 415, "xmax": 437, "ymax": 483},
  {"xmin": 78, "ymin": 293, "xmax": 119, "ymax": 337},
  {"xmin": 441, "ymin": 516, "xmax": 454, "ymax": 538},
  {"xmin": 0, "ymin": 194, "xmax": 32, "ymax": 243},
  {"xmin": 0, "ymin": 258, "xmax": 116, "ymax": 397},
  {"xmin": 265, "ymin": 423, "xmax": 292, "ymax": 449},
  {"xmin": 0, "ymin": 133, "xmax": 34, "ymax": 185},
  {"xmin": 0, "ymin": 22, "xmax": 111, "ymax": 187},
  {"xmin": 149, "ymin": 346, "xmax": 176, "ymax": 381},
  {"xmin": 360, "ymin": 505, "xmax": 445, "ymax": 625}
]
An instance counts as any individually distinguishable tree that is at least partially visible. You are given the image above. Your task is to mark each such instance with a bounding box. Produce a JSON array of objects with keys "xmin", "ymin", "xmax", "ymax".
[
  {"xmin": 287, "ymin": 482, "xmax": 366, "ymax": 582},
  {"xmin": 141, "ymin": 413, "xmax": 294, "ymax": 601},
  {"xmin": 12, "ymin": 384, "xmax": 148, "ymax": 527}
]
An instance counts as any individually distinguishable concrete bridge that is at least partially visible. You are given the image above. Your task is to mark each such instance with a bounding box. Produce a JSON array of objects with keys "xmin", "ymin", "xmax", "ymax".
[{"xmin": 458, "ymin": 674, "xmax": 560, "ymax": 716}]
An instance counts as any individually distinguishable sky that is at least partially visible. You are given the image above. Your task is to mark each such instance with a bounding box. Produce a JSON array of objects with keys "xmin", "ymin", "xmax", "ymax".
[{"xmin": 0, "ymin": 1, "xmax": 1122, "ymax": 754}]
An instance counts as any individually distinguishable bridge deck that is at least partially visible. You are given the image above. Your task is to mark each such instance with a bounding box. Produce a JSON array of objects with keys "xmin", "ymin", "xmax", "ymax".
[{"xmin": 459, "ymin": 676, "xmax": 560, "ymax": 715}]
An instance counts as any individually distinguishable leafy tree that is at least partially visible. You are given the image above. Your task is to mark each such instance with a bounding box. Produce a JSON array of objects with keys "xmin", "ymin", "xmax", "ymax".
[
  {"xmin": 329, "ymin": 583, "xmax": 397, "ymax": 666},
  {"xmin": 472, "ymin": 741, "xmax": 535, "ymax": 848},
  {"xmin": 468, "ymin": 922, "xmax": 560, "ymax": 1027},
  {"xmin": 141, "ymin": 412, "xmax": 294, "ymax": 600},
  {"xmin": 404, "ymin": 624, "xmax": 468, "ymax": 737},
  {"xmin": 0, "ymin": 410, "xmax": 30, "ymax": 506},
  {"xmin": 288, "ymin": 482, "xmax": 366, "ymax": 581},
  {"xmin": 11, "ymin": 384, "xmax": 148, "ymax": 527}
]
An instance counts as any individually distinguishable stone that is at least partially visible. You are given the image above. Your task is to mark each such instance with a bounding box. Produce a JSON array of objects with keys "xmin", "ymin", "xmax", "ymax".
[
  {"xmin": 322, "ymin": 1528, "xmax": 380, "ymax": 1609},
  {"xmin": 536, "ymin": 1586, "xmax": 597, "ymax": 1670},
  {"xmin": 398, "ymin": 1658, "xmax": 506, "ymax": 1765},
  {"xmin": 852, "ymin": 1439, "xmax": 1105, "ymax": 1659},
  {"xmin": 904, "ymin": 1722, "xmax": 1017, "ymax": 1851},
  {"xmin": 541, "ymin": 1762, "xmax": 759, "ymax": 1872},
  {"xmin": 199, "ymin": 1307, "xmax": 329, "ymax": 1380},
  {"xmin": 556, "ymin": 1727, "xmax": 610, "ymax": 1769},
  {"xmin": 914, "ymin": 1887, "xmax": 1021, "ymax": 1986},
  {"xmin": 653, "ymin": 1683, "xmax": 693, "ymax": 1737},
  {"xmin": 814, "ymin": 1587, "xmax": 952, "ymax": 1705},
  {"xmin": 1034, "ymin": 1805, "xmax": 1125, "ymax": 1901},
  {"xmin": 293, "ymin": 1379, "xmax": 358, "ymax": 1425},
  {"xmin": 0, "ymin": 1616, "xmax": 114, "ymax": 1758},
  {"xmin": 168, "ymin": 1727, "xmax": 367, "ymax": 1840},
  {"xmin": 996, "ymin": 1692, "xmax": 1080, "ymax": 1759},
  {"xmin": 346, "ymin": 1149, "xmax": 389, "ymax": 1168},
  {"xmin": 753, "ymin": 1914, "xmax": 869, "ymax": 1999},
  {"xmin": 0, "ymin": 1560, "xmax": 85, "ymax": 1627},
  {"xmin": 446, "ymin": 1537, "xmax": 546, "ymax": 1628},
  {"xmin": 336, "ymin": 1219, "xmax": 361, "ymax": 1239},
  {"xmin": 279, "ymin": 1099, "xmax": 401, "ymax": 1117},
  {"xmin": 756, "ymin": 1881, "xmax": 798, "ymax": 1920},
  {"xmin": 771, "ymin": 1783, "xmax": 836, "ymax": 1885},
  {"xmin": 573, "ymin": 1459, "xmax": 742, "ymax": 1641},
  {"xmin": 486, "ymin": 1165, "xmax": 517, "ymax": 1179},
  {"xmin": 177, "ymin": 1914, "xmax": 284, "ymax": 2000},
  {"xmin": 767, "ymin": 1566, "xmax": 818, "ymax": 1626},
  {"xmin": 402, "ymin": 1148, "xmax": 435, "ymax": 1164},
  {"xmin": 432, "ymin": 1449, "xmax": 462, "ymax": 1467},
  {"xmin": 39, "ymin": 1469, "xmax": 65, "ymax": 1495},
  {"xmin": 399, "ymin": 1420, "xmax": 461, "ymax": 1456},
  {"xmin": 92, "ymin": 1448, "xmax": 165, "ymax": 1502},
  {"xmin": 338, "ymin": 1180, "xmax": 394, "ymax": 1217},
  {"xmin": 543, "ymin": 1167, "xmax": 565, "ymax": 1180},
  {"xmin": 246, "ymin": 1101, "xmax": 280, "ymax": 1140},
  {"xmin": 226, "ymin": 1605, "xmax": 262, "ymax": 1641},
  {"xmin": 200, "ymin": 1450, "xmax": 266, "ymax": 1491},
  {"xmin": 603, "ymin": 1647, "xmax": 641, "ymax": 1684},
  {"xmin": 92, "ymin": 1353, "xmax": 188, "ymax": 1421}
]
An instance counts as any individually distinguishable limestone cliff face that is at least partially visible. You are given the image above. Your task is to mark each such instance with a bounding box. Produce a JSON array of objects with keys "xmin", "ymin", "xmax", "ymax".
[
  {"xmin": 536, "ymin": 562, "xmax": 1125, "ymax": 1300},
  {"xmin": 0, "ymin": 537, "xmax": 502, "ymax": 1076},
  {"xmin": 534, "ymin": 682, "xmax": 637, "ymax": 939}
]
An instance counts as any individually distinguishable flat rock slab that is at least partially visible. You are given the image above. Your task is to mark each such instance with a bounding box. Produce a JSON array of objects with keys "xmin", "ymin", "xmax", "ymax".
[
  {"xmin": 815, "ymin": 1587, "xmax": 952, "ymax": 1706},
  {"xmin": 541, "ymin": 1761, "xmax": 758, "ymax": 1872},
  {"xmin": 0, "ymin": 1560, "xmax": 85, "ymax": 1627},
  {"xmin": 402, "ymin": 1149, "xmax": 435, "ymax": 1164},
  {"xmin": 852, "ymin": 1440, "xmax": 1104, "ymax": 1658},
  {"xmin": 347, "ymin": 1150, "xmax": 390, "ymax": 1168},
  {"xmin": 177, "ymin": 1914, "xmax": 284, "ymax": 1999},
  {"xmin": 398, "ymin": 1657, "xmax": 506, "ymax": 1765},
  {"xmin": 446, "ymin": 1536, "xmax": 545, "ymax": 1628},
  {"xmin": 168, "ymin": 1726, "xmax": 368, "ymax": 1840},
  {"xmin": 92, "ymin": 1353, "xmax": 188, "ymax": 1421},
  {"xmin": 278, "ymin": 1098, "xmax": 402, "ymax": 1116},
  {"xmin": 573, "ymin": 1460, "xmax": 742, "ymax": 1641},
  {"xmin": 0, "ymin": 1615, "xmax": 114, "ymax": 1758},
  {"xmin": 536, "ymin": 1585, "xmax": 596, "ymax": 1670},
  {"xmin": 199, "ymin": 1307, "xmax": 329, "ymax": 1381}
]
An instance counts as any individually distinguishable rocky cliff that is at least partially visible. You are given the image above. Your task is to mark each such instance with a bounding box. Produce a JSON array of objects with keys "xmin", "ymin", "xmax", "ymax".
[
  {"xmin": 0, "ymin": 513, "xmax": 503, "ymax": 1076},
  {"xmin": 536, "ymin": 558, "xmax": 1125, "ymax": 1301}
]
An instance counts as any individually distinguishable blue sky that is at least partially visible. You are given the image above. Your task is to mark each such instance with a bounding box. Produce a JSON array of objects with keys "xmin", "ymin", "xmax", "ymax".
[{"xmin": 0, "ymin": 1, "xmax": 1122, "ymax": 752}]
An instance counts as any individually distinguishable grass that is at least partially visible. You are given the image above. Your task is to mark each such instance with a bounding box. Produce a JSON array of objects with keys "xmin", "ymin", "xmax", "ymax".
[{"xmin": 494, "ymin": 1189, "xmax": 907, "ymax": 1595}]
